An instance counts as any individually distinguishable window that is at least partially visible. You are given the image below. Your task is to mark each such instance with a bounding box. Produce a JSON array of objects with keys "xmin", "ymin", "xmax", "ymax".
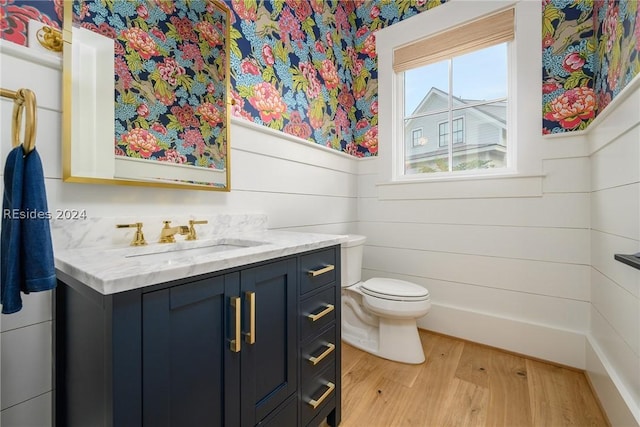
[
  {"xmin": 438, "ymin": 117, "xmax": 464, "ymax": 147},
  {"xmin": 411, "ymin": 128, "xmax": 424, "ymax": 147},
  {"xmin": 395, "ymin": 8, "xmax": 513, "ymax": 176}
]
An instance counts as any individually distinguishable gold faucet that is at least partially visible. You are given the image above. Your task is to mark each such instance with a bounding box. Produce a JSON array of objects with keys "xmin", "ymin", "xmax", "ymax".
[
  {"xmin": 116, "ymin": 222, "xmax": 147, "ymax": 246},
  {"xmin": 186, "ymin": 220, "xmax": 208, "ymax": 240},
  {"xmin": 159, "ymin": 221, "xmax": 190, "ymax": 243}
]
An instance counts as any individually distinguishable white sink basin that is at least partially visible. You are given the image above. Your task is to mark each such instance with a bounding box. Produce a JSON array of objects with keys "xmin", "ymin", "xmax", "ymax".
[{"xmin": 122, "ymin": 238, "xmax": 266, "ymax": 262}]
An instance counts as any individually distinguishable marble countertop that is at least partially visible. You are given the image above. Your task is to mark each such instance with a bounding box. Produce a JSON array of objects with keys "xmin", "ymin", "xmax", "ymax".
[{"xmin": 54, "ymin": 229, "xmax": 348, "ymax": 295}]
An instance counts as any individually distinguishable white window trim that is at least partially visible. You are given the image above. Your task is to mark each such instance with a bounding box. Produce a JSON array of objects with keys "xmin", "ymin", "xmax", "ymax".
[{"xmin": 376, "ymin": 0, "xmax": 544, "ymax": 193}]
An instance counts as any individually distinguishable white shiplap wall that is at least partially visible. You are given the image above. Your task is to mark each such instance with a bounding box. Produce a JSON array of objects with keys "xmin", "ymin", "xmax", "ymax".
[
  {"xmin": 586, "ymin": 78, "xmax": 640, "ymax": 427},
  {"xmin": 0, "ymin": 41, "xmax": 358, "ymax": 426}
]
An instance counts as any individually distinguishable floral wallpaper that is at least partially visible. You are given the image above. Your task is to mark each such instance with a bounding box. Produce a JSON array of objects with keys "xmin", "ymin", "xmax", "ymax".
[
  {"xmin": 75, "ymin": 0, "xmax": 228, "ymax": 171},
  {"xmin": 2, "ymin": 0, "xmax": 639, "ymax": 156},
  {"xmin": 542, "ymin": 0, "xmax": 639, "ymax": 134}
]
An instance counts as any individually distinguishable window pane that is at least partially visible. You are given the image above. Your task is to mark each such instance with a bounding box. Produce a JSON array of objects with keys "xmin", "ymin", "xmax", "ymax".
[
  {"xmin": 404, "ymin": 60, "xmax": 449, "ymax": 116},
  {"xmin": 404, "ymin": 111, "xmax": 449, "ymax": 175},
  {"xmin": 451, "ymin": 103, "xmax": 507, "ymax": 172},
  {"xmin": 452, "ymin": 43, "xmax": 507, "ymax": 102}
]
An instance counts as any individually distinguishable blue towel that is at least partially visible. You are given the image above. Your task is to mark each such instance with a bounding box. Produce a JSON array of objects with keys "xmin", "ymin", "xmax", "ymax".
[{"xmin": 1, "ymin": 146, "xmax": 56, "ymax": 314}]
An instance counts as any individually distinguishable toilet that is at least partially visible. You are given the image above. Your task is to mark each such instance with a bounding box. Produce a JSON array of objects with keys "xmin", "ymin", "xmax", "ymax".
[{"xmin": 341, "ymin": 235, "xmax": 431, "ymax": 364}]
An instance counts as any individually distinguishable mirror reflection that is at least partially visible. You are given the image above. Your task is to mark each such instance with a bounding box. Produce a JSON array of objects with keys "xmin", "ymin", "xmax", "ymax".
[{"xmin": 63, "ymin": 0, "xmax": 230, "ymax": 190}]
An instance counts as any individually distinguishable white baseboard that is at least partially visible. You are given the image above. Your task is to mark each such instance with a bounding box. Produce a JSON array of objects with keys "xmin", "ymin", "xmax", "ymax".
[
  {"xmin": 417, "ymin": 303, "xmax": 586, "ymax": 368},
  {"xmin": 586, "ymin": 336, "xmax": 640, "ymax": 427}
]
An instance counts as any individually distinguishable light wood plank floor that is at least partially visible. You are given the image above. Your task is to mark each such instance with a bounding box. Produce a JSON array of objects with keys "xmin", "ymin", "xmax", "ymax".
[{"xmin": 338, "ymin": 330, "xmax": 608, "ymax": 427}]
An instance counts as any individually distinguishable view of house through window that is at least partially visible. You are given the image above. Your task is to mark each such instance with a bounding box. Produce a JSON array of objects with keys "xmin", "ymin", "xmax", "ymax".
[{"xmin": 403, "ymin": 42, "xmax": 508, "ymax": 175}]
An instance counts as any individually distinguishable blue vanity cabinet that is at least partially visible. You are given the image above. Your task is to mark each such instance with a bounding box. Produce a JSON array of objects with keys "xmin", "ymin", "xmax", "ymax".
[
  {"xmin": 55, "ymin": 248, "xmax": 337, "ymax": 427},
  {"xmin": 141, "ymin": 274, "xmax": 241, "ymax": 427}
]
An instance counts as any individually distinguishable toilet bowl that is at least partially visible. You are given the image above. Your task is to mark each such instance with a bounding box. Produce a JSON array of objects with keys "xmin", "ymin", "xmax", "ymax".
[{"xmin": 341, "ymin": 235, "xmax": 431, "ymax": 364}]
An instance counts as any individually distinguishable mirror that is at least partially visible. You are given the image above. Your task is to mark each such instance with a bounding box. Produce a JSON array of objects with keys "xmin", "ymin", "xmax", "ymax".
[{"xmin": 62, "ymin": 0, "xmax": 230, "ymax": 191}]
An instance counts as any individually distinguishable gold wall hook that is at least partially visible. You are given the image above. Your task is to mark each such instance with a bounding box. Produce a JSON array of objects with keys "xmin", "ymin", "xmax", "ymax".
[{"xmin": 36, "ymin": 26, "xmax": 63, "ymax": 53}]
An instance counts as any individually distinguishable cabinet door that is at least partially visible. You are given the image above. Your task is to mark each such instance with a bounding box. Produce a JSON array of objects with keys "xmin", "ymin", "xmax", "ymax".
[
  {"xmin": 142, "ymin": 274, "xmax": 241, "ymax": 427},
  {"xmin": 240, "ymin": 259, "xmax": 298, "ymax": 426}
]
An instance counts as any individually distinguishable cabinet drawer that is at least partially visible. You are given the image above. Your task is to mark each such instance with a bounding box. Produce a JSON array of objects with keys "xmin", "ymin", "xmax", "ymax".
[
  {"xmin": 301, "ymin": 326, "xmax": 336, "ymax": 382},
  {"xmin": 300, "ymin": 366, "xmax": 337, "ymax": 427},
  {"xmin": 300, "ymin": 248, "xmax": 337, "ymax": 295},
  {"xmin": 300, "ymin": 286, "xmax": 336, "ymax": 341}
]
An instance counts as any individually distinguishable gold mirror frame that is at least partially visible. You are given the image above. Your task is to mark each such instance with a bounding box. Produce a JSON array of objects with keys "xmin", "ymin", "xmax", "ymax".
[{"xmin": 62, "ymin": 0, "xmax": 231, "ymax": 191}]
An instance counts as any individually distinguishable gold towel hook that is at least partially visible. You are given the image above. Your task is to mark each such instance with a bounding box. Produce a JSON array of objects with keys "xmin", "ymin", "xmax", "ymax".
[{"xmin": 1, "ymin": 88, "xmax": 37, "ymax": 154}]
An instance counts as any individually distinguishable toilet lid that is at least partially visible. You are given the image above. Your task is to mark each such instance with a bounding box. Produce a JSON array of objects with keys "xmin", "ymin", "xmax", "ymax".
[{"xmin": 360, "ymin": 278, "xmax": 430, "ymax": 301}]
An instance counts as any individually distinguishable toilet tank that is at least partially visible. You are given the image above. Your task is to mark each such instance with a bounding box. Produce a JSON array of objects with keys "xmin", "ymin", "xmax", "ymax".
[{"xmin": 340, "ymin": 234, "xmax": 367, "ymax": 287}]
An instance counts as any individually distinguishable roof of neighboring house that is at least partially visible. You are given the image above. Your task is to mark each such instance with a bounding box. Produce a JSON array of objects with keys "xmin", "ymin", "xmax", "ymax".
[{"xmin": 408, "ymin": 87, "xmax": 506, "ymax": 126}]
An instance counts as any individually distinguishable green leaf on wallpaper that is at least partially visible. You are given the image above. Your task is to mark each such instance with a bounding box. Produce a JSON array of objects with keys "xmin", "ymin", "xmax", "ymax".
[
  {"xmin": 229, "ymin": 28, "xmax": 242, "ymax": 59},
  {"xmin": 121, "ymin": 90, "xmax": 137, "ymax": 105},
  {"xmin": 564, "ymin": 71, "xmax": 590, "ymax": 89},
  {"xmin": 542, "ymin": 6, "xmax": 563, "ymax": 38},
  {"xmin": 271, "ymin": 0, "xmax": 284, "ymax": 16},
  {"xmin": 200, "ymin": 123, "xmax": 213, "ymax": 140},
  {"xmin": 125, "ymin": 52, "xmax": 143, "ymax": 73},
  {"xmin": 268, "ymin": 117, "xmax": 284, "ymax": 131},
  {"xmin": 198, "ymin": 40, "xmax": 212, "ymax": 59},
  {"xmin": 176, "ymin": 74, "xmax": 194, "ymax": 93},
  {"xmin": 237, "ymin": 85, "xmax": 254, "ymax": 99},
  {"xmin": 301, "ymin": 17, "xmax": 315, "ymax": 35},
  {"xmin": 165, "ymin": 23, "xmax": 181, "ymax": 43},
  {"xmin": 263, "ymin": 67, "xmax": 276, "ymax": 84},
  {"xmin": 292, "ymin": 73, "xmax": 307, "ymax": 92},
  {"xmin": 166, "ymin": 114, "xmax": 183, "ymax": 131},
  {"xmin": 396, "ymin": 0, "xmax": 412, "ymax": 17},
  {"xmin": 273, "ymin": 41, "xmax": 289, "ymax": 63},
  {"xmin": 132, "ymin": 18, "xmax": 149, "ymax": 33},
  {"xmin": 135, "ymin": 117, "xmax": 150, "ymax": 130},
  {"xmin": 370, "ymin": 115, "xmax": 378, "ymax": 127}
]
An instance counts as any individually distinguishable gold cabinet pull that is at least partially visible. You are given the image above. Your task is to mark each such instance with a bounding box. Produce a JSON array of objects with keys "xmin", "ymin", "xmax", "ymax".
[
  {"xmin": 307, "ymin": 304, "xmax": 334, "ymax": 322},
  {"xmin": 307, "ymin": 382, "xmax": 335, "ymax": 409},
  {"xmin": 244, "ymin": 291, "xmax": 256, "ymax": 344},
  {"xmin": 230, "ymin": 297, "xmax": 241, "ymax": 352},
  {"xmin": 308, "ymin": 343, "xmax": 335, "ymax": 366},
  {"xmin": 307, "ymin": 264, "xmax": 335, "ymax": 277}
]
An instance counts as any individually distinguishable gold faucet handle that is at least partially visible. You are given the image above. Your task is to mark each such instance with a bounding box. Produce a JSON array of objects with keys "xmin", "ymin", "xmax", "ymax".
[
  {"xmin": 116, "ymin": 222, "xmax": 147, "ymax": 246},
  {"xmin": 186, "ymin": 219, "xmax": 208, "ymax": 241}
]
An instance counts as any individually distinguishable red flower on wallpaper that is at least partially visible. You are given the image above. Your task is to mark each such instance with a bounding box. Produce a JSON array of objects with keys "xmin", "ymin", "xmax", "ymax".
[
  {"xmin": 231, "ymin": 0, "xmax": 257, "ymax": 20},
  {"xmin": 562, "ymin": 52, "xmax": 585, "ymax": 73},
  {"xmin": 361, "ymin": 126, "xmax": 378, "ymax": 154},
  {"xmin": 320, "ymin": 59, "xmax": 339, "ymax": 90},
  {"xmin": 283, "ymin": 112, "xmax": 312, "ymax": 139},
  {"xmin": 171, "ymin": 16, "xmax": 197, "ymax": 43},
  {"xmin": 286, "ymin": 0, "xmax": 312, "ymax": 21},
  {"xmin": 262, "ymin": 44, "xmax": 275, "ymax": 66},
  {"xmin": 171, "ymin": 105, "xmax": 200, "ymax": 128},
  {"xmin": 249, "ymin": 82, "xmax": 287, "ymax": 123},
  {"xmin": 195, "ymin": 21, "xmax": 222, "ymax": 47},
  {"xmin": 158, "ymin": 57, "xmax": 186, "ymax": 85},
  {"xmin": 121, "ymin": 27, "xmax": 159, "ymax": 60},
  {"xmin": 153, "ymin": 0, "xmax": 175, "ymax": 15},
  {"xmin": 120, "ymin": 128, "xmax": 162, "ymax": 158},
  {"xmin": 241, "ymin": 59, "xmax": 260, "ymax": 75},
  {"xmin": 544, "ymin": 87, "xmax": 596, "ymax": 129},
  {"xmin": 197, "ymin": 102, "xmax": 224, "ymax": 127}
]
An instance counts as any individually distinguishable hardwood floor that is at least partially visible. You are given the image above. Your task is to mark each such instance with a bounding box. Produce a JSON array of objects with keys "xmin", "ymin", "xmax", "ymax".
[{"xmin": 337, "ymin": 330, "xmax": 608, "ymax": 427}]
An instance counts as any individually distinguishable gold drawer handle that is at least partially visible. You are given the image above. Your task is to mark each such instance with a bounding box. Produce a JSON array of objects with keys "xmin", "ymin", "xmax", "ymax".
[
  {"xmin": 307, "ymin": 382, "xmax": 335, "ymax": 409},
  {"xmin": 245, "ymin": 291, "xmax": 256, "ymax": 344},
  {"xmin": 230, "ymin": 297, "xmax": 241, "ymax": 353},
  {"xmin": 307, "ymin": 264, "xmax": 335, "ymax": 277},
  {"xmin": 307, "ymin": 304, "xmax": 334, "ymax": 322},
  {"xmin": 308, "ymin": 343, "xmax": 335, "ymax": 366}
]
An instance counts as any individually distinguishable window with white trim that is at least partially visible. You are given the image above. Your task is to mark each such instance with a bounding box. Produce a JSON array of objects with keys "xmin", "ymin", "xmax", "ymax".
[
  {"xmin": 411, "ymin": 128, "xmax": 424, "ymax": 147},
  {"xmin": 396, "ymin": 8, "xmax": 513, "ymax": 176}
]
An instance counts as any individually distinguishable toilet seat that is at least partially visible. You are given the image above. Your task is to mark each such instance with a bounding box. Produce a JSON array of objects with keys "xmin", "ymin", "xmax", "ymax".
[{"xmin": 361, "ymin": 278, "xmax": 430, "ymax": 302}]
